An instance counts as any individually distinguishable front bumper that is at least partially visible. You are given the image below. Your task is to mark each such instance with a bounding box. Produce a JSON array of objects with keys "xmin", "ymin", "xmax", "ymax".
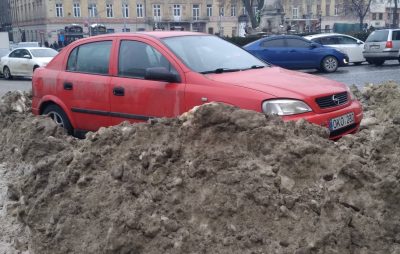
[{"xmin": 283, "ymin": 100, "xmax": 363, "ymax": 139}]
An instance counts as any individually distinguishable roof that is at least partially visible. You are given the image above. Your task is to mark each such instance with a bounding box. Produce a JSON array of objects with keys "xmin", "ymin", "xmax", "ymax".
[{"xmin": 90, "ymin": 31, "xmax": 207, "ymax": 40}]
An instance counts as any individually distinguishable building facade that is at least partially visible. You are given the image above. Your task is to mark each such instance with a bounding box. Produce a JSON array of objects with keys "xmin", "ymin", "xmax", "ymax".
[
  {"xmin": 0, "ymin": 0, "xmax": 12, "ymax": 33},
  {"xmin": 9, "ymin": 0, "xmax": 245, "ymax": 44}
]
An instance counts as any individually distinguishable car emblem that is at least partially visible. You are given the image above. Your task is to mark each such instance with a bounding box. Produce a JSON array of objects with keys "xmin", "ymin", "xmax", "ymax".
[{"xmin": 332, "ymin": 95, "xmax": 340, "ymax": 105}]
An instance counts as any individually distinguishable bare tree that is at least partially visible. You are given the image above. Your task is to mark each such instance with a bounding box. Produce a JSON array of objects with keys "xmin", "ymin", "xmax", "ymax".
[
  {"xmin": 242, "ymin": 0, "xmax": 265, "ymax": 28},
  {"xmin": 348, "ymin": 0, "xmax": 374, "ymax": 30},
  {"xmin": 393, "ymin": 0, "xmax": 398, "ymax": 28}
]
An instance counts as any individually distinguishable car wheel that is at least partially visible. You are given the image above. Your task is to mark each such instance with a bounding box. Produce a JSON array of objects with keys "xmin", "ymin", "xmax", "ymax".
[
  {"xmin": 42, "ymin": 104, "xmax": 73, "ymax": 135},
  {"xmin": 321, "ymin": 56, "xmax": 338, "ymax": 73},
  {"xmin": 374, "ymin": 60, "xmax": 385, "ymax": 66},
  {"xmin": 354, "ymin": 62, "xmax": 363, "ymax": 66},
  {"xmin": 3, "ymin": 66, "xmax": 12, "ymax": 80}
]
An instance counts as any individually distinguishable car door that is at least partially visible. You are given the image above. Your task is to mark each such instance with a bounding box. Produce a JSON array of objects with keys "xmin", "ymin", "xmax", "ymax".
[
  {"xmin": 284, "ymin": 38, "xmax": 317, "ymax": 68},
  {"xmin": 392, "ymin": 30, "xmax": 400, "ymax": 54},
  {"xmin": 336, "ymin": 36, "xmax": 364, "ymax": 63},
  {"xmin": 19, "ymin": 49, "xmax": 34, "ymax": 75},
  {"xmin": 255, "ymin": 38, "xmax": 286, "ymax": 66},
  {"xmin": 56, "ymin": 40, "xmax": 113, "ymax": 131},
  {"xmin": 109, "ymin": 38, "xmax": 185, "ymax": 125},
  {"xmin": 7, "ymin": 49, "xmax": 23, "ymax": 75}
]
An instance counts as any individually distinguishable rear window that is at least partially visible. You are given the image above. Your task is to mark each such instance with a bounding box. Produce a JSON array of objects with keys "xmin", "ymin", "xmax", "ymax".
[
  {"xmin": 366, "ymin": 30, "xmax": 389, "ymax": 42},
  {"xmin": 261, "ymin": 39, "xmax": 285, "ymax": 48}
]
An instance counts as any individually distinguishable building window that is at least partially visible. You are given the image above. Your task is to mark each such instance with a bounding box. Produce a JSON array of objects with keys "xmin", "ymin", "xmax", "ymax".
[
  {"xmin": 372, "ymin": 13, "xmax": 377, "ymax": 20},
  {"xmin": 106, "ymin": 4, "xmax": 113, "ymax": 17},
  {"xmin": 317, "ymin": 4, "xmax": 321, "ymax": 14},
  {"xmin": 219, "ymin": 6, "xmax": 224, "ymax": 16},
  {"xmin": 379, "ymin": 13, "xmax": 383, "ymax": 19},
  {"xmin": 231, "ymin": 4, "xmax": 236, "ymax": 16},
  {"xmin": 193, "ymin": 4, "xmax": 200, "ymax": 20},
  {"xmin": 326, "ymin": 4, "xmax": 330, "ymax": 16},
  {"xmin": 219, "ymin": 26, "xmax": 224, "ymax": 36},
  {"xmin": 55, "ymin": 3, "xmax": 63, "ymax": 17},
  {"xmin": 122, "ymin": 3, "xmax": 129, "ymax": 18},
  {"xmin": 207, "ymin": 4, "xmax": 212, "ymax": 17},
  {"xmin": 137, "ymin": 3, "xmax": 143, "ymax": 18},
  {"xmin": 292, "ymin": 7, "xmax": 298, "ymax": 19},
  {"xmin": 242, "ymin": 7, "xmax": 247, "ymax": 15},
  {"xmin": 334, "ymin": 5, "xmax": 339, "ymax": 15},
  {"xmin": 232, "ymin": 27, "xmax": 237, "ymax": 36},
  {"xmin": 173, "ymin": 4, "xmax": 181, "ymax": 18},
  {"xmin": 153, "ymin": 4, "xmax": 161, "ymax": 21},
  {"xmin": 73, "ymin": 3, "xmax": 80, "ymax": 17},
  {"xmin": 88, "ymin": 3, "xmax": 97, "ymax": 17}
]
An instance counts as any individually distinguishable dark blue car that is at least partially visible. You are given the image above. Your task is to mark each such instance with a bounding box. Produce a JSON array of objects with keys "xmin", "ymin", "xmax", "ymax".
[{"xmin": 243, "ymin": 35, "xmax": 349, "ymax": 73}]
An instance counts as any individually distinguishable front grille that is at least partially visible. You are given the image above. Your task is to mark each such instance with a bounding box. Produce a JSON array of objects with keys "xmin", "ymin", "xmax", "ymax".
[
  {"xmin": 329, "ymin": 123, "xmax": 357, "ymax": 139},
  {"xmin": 315, "ymin": 92, "xmax": 348, "ymax": 109}
]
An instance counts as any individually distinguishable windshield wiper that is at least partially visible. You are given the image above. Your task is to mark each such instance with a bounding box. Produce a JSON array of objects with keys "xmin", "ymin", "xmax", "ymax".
[{"xmin": 200, "ymin": 68, "xmax": 242, "ymax": 74}]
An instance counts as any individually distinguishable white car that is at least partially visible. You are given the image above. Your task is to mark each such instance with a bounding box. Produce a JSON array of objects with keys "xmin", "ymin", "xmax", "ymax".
[
  {"xmin": 0, "ymin": 47, "xmax": 58, "ymax": 79},
  {"xmin": 304, "ymin": 33, "xmax": 366, "ymax": 65}
]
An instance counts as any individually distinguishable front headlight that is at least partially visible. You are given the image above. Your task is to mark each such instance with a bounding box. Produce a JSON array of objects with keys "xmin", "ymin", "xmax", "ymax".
[{"xmin": 262, "ymin": 99, "xmax": 312, "ymax": 116}]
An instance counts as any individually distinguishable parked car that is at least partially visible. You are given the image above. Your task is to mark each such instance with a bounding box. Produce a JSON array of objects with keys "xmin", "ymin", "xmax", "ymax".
[
  {"xmin": 10, "ymin": 41, "xmax": 41, "ymax": 50},
  {"xmin": 363, "ymin": 29, "xmax": 400, "ymax": 65},
  {"xmin": 32, "ymin": 32, "xmax": 362, "ymax": 140},
  {"xmin": 304, "ymin": 33, "xmax": 365, "ymax": 65},
  {"xmin": 243, "ymin": 35, "xmax": 349, "ymax": 73},
  {"xmin": 0, "ymin": 47, "xmax": 58, "ymax": 79}
]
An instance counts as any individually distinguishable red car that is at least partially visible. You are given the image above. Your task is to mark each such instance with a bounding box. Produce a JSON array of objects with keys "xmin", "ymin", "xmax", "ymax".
[{"xmin": 32, "ymin": 32, "xmax": 363, "ymax": 139}]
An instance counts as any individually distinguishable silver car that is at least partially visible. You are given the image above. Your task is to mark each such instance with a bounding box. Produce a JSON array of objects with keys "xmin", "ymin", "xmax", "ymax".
[{"xmin": 363, "ymin": 29, "xmax": 400, "ymax": 66}]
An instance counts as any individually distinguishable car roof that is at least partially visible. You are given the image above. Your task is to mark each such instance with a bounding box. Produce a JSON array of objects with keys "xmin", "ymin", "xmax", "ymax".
[
  {"xmin": 88, "ymin": 31, "xmax": 206, "ymax": 40},
  {"xmin": 304, "ymin": 33, "xmax": 350, "ymax": 39},
  {"xmin": 12, "ymin": 47, "xmax": 46, "ymax": 50}
]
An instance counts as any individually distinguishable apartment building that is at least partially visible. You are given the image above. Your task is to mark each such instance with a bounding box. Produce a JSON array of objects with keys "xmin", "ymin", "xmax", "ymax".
[
  {"xmin": 282, "ymin": 0, "xmax": 360, "ymax": 33},
  {"xmin": 9, "ymin": 0, "xmax": 245, "ymax": 44},
  {"xmin": 369, "ymin": 0, "xmax": 400, "ymax": 28},
  {"xmin": 0, "ymin": 0, "xmax": 12, "ymax": 33}
]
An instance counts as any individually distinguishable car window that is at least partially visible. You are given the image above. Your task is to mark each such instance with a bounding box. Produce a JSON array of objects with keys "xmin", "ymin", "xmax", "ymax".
[
  {"xmin": 311, "ymin": 38, "xmax": 322, "ymax": 44},
  {"xmin": 366, "ymin": 30, "xmax": 389, "ymax": 42},
  {"xmin": 21, "ymin": 49, "xmax": 31, "ymax": 57},
  {"xmin": 118, "ymin": 40, "xmax": 177, "ymax": 79},
  {"xmin": 30, "ymin": 48, "xmax": 58, "ymax": 57},
  {"xmin": 338, "ymin": 36, "xmax": 357, "ymax": 44},
  {"xmin": 261, "ymin": 39, "xmax": 285, "ymax": 48},
  {"xmin": 392, "ymin": 31, "xmax": 400, "ymax": 41},
  {"xmin": 286, "ymin": 38, "xmax": 310, "ymax": 48},
  {"xmin": 9, "ymin": 49, "xmax": 22, "ymax": 58},
  {"xmin": 66, "ymin": 41, "xmax": 112, "ymax": 75},
  {"xmin": 318, "ymin": 37, "xmax": 339, "ymax": 45}
]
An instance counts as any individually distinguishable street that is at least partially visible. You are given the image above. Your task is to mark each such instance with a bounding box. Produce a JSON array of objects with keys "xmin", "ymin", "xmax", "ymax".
[{"xmin": 0, "ymin": 61, "xmax": 399, "ymax": 97}]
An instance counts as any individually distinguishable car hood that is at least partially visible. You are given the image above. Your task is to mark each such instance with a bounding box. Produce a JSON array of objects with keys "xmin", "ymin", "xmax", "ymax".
[{"xmin": 205, "ymin": 67, "xmax": 346, "ymax": 99}]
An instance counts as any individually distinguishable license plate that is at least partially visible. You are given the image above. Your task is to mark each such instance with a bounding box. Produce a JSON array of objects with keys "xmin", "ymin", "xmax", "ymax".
[
  {"xmin": 370, "ymin": 45, "xmax": 380, "ymax": 49},
  {"xmin": 329, "ymin": 112, "xmax": 354, "ymax": 131}
]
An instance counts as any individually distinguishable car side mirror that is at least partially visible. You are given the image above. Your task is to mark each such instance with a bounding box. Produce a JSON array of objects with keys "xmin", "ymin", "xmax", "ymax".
[
  {"xmin": 145, "ymin": 67, "xmax": 180, "ymax": 83},
  {"xmin": 23, "ymin": 54, "xmax": 31, "ymax": 59},
  {"xmin": 357, "ymin": 40, "xmax": 363, "ymax": 45},
  {"xmin": 310, "ymin": 42, "xmax": 319, "ymax": 49}
]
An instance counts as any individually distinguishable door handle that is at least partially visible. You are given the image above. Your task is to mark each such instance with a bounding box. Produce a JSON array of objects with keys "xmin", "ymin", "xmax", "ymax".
[
  {"xmin": 64, "ymin": 82, "xmax": 73, "ymax": 90},
  {"xmin": 113, "ymin": 87, "xmax": 125, "ymax": 96}
]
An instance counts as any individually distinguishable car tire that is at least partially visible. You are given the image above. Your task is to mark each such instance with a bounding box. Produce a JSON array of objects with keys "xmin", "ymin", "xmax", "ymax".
[
  {"xmin": 42, "ymin": 104, "xmax": 73, "ymax": 135},
  {"xmin": 3, "ymin": 66, "xmax": 12, "ymax": 80},
  {"xmin": 374, "ymin": 60, "xmax": 385, "ymax": 66},
  {"xmin": 321, "ymin": 56, "xmax": 339, "ymax": 73},
  {"xmin": 354, "ymin": 62, "xmax": 363, "ymax": 66}
]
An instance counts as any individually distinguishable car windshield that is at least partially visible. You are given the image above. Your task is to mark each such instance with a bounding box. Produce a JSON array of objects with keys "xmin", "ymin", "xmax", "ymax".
[
  {"xmin": 162, "ymin": 35, "xmax": 267, "ymax": 73},
  {"xmin": 30, "ymin": 48, "xmax": 58, "ymax": 57},
  {"xmin": 366, "ymin": 30, "xmax": 389, "ymax": 42}
]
